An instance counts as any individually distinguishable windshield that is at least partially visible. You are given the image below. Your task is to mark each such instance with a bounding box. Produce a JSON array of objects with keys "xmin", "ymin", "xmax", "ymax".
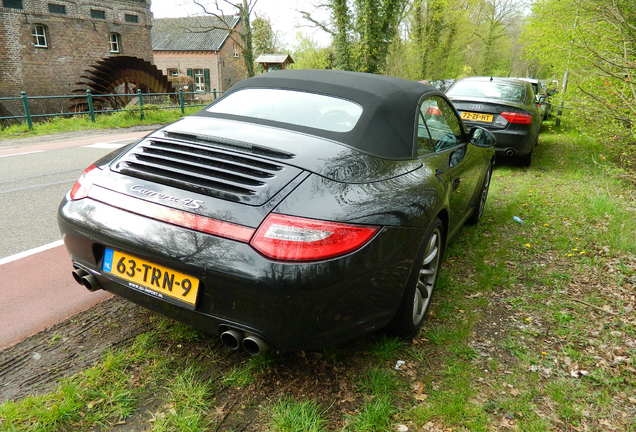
[
  {"xmin": 206, "ymin": 88, "xmax": 364, "ymax": 133},
  {"xmin": 447, "ymin": 80, "xmax": 526, "ymax": 103}
]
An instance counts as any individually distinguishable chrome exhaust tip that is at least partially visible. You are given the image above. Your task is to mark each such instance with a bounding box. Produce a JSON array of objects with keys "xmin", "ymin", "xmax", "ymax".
[
  {"xmin": 242, "ymin": 334, "xmax": 268, "ymax": 356},
  {"xmin": 71, "ymin": 268, "xmax": 88, "ymax": 285},
  {"xmin": 80, "ymin": 274, "xmax": 102, "ymax": 292},
  {"xmin": 220, "ymin": 330, "xmax": 242, "ymax": 351}
]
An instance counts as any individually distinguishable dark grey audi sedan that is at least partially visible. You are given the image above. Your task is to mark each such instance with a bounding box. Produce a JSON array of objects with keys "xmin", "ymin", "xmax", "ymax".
[
  {"xmin": 446, "ymin": 77, "xmax": 541, "ymax": 166},
  {"xmin": 59, "ymin": 70, "xmax": 495, "ymax": 353}
]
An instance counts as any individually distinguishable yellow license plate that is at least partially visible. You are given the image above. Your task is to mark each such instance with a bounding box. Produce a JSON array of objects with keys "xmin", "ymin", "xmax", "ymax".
[
  {"xmin": 460, "ymin": 112, "xmax": 493, "ymax": 123},
  {"xmin": 102, "ymin": 248, "xmax": 199, "ymax": 307}
]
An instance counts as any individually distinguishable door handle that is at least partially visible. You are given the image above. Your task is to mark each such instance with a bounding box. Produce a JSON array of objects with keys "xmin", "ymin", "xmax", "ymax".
[{"xmin": 452, "ymin": 178, "xmax": 461, "ymax": 190}]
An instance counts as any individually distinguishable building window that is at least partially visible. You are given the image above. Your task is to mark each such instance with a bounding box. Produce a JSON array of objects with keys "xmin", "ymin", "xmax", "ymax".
[
  {"xmin": 194, "ymin": 69, "xmax": 205, "ymax": 92},
  {"xmin": 2, "ymin": 0, "xmax": 23, "ymax": 9},
  {"xmin": 48, "ymin": 3, "xmax": 66, "ymax": 14},
  {"xmin": 91, "ymin": 9, "xmax": 106, "ymax": 19},
  {"xmin": 109, "ymin": 33, "xmax": 121, "ymax": 53},
  {"xmin": 32, "ymin": 24, "xmax": 48, "ymax": 48},
  {"xmin": 125, "ymin": 14, "xmax": 139, "ymax": 23},
  {"xmin": 167, "ymin": 68, "xmax": 179, "ymax": 77},
  {"xmin": 233, "ymin": 44, "xmax": 240, "ymax": 58},
  {"xmin": 188, "ymin": 69, "xmax": 210, "ymax": 92}
]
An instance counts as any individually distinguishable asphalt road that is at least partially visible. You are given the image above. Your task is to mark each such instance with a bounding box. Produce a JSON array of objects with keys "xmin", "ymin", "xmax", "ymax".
[{"xmin": 0, "ymin": 129, "xmax": 151, "ymax": 349}]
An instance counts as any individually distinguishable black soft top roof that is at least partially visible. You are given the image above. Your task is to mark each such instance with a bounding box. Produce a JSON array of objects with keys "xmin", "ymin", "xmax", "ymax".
[{"xmin": 197, "ymin": 69, "xmax": 438, "ymax": 159}]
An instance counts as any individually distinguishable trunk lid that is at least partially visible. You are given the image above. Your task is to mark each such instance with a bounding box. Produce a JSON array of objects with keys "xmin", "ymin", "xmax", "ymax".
[
  {"xmin": 93, "ymin": 116, "xmax": 420, "ymax": 227},
  {"xmin": 450, "ymin": 97, "xmax": 531, "ymax": 130}
]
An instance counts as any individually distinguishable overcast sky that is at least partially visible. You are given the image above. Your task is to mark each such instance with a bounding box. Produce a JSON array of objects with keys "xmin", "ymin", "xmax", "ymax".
[{"xmin": 150, "ymin": 0, "xmax": 332, "ymax": 49}]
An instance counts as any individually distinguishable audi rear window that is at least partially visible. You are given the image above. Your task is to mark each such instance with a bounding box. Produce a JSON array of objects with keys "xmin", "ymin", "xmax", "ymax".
[
  {"xmin": 206, "ymin": 89, "xmax": 363, "ymax": 133},
  {"xmin": 447, "ymin": 80, "xmax": 526, "ymax": 103}
]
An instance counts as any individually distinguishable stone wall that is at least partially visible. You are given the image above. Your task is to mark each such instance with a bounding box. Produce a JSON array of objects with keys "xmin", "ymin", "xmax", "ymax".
[
  {"xmin": 0, "ymin": 0, "xmax": 153, "ymax": 115},
  {"xmin": 217, "ymin": 25, "xmax": 246, "ymax": 91}
]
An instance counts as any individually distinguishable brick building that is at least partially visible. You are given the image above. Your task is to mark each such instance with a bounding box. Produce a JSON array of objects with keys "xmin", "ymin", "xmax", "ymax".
[
  {"xmin": 0, "ymin": 0, "xmax": 153, "ymax": 115},
  {"xmin": 152, "ymin": 16, "xmax": 247, "ymax": 93}
]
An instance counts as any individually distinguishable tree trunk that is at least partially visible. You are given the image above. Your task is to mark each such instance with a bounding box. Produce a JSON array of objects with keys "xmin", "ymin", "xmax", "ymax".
[
  {"xmin": 332, "ymin": 0, "xmax": 352, "ymax": 70},
  {"xmin": 241, "ymin": 0, "xmax": 255, "ymax": 77}
]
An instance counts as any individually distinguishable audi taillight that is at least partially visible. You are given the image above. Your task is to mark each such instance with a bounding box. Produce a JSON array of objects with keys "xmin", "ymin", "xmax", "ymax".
[
  {"xmin": 69, "ymin": 164, "xmax": 99, "ymax": 200},
  {"xmin": 250, "ymin": 214, "xmax": 379, "ymax": 261},
  {"xmin": 500, "ymin": 112, "xmax": 533, "ymax": 124}
]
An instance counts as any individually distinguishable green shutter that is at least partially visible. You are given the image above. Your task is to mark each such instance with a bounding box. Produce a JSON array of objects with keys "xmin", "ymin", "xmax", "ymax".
[
  {"xmin": 204, "ymin": 69, "xmax": 211, "ymax": 92},
  {"xmin": 186, "ymin": 69, "xmax": 194, "ymax": 90}
]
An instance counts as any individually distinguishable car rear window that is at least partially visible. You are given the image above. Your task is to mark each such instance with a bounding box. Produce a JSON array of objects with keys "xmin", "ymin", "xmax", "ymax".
[
  {"xmin": 447, "ymin": 80, "xmax": 526, "ymax": 103},
  {"xmin": 206, "ymin": 88, "xmax": 364, "ymax": 133}
]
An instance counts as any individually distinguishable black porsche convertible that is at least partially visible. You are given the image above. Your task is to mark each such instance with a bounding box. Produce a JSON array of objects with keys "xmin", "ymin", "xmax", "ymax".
[{"xmin": 58, "ymin": 70, "xmax": 495, "ymax": 353}]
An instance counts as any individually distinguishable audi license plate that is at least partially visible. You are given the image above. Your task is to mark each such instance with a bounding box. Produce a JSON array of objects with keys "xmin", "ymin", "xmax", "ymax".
[
  {"xmin": 460, "ymin": 112, "xmax": 493, "ymax": 123},
  {"xmin": 102, "ymin": 248, "xmax": 199, "ymax": 307}
]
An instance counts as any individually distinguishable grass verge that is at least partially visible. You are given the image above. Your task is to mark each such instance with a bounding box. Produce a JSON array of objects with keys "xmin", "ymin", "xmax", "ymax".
[
  {"xmin": 1, "ymin": 123, "xmax": 634, "ymax": 431},
  {"xmin": 0, "ymin": 107, "xmax": 200, "ymax": 139}
]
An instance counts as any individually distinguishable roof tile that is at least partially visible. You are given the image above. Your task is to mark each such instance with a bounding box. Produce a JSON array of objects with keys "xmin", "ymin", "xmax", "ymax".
[{"xmin": 152, "ymin": 16, "xmax": 240, "ymax": 51}]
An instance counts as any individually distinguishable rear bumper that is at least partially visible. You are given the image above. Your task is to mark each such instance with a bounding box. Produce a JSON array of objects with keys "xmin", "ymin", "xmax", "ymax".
[
  {"xmin": 464, "ymin": 121, "xmax": 534, "ymax": 156},
  {"xmin": 58, "ymin": 197, "xmax": 421, "ymax": 351},
  {"xmin": 490, "ymin": 130, "xmax": 534, "ymax": 156}
]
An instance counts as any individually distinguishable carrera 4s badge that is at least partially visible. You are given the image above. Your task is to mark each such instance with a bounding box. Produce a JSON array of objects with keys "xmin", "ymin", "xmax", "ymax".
[{"xmin": 130, "ymin": 185, "xmax": 204, "ymax": 210}]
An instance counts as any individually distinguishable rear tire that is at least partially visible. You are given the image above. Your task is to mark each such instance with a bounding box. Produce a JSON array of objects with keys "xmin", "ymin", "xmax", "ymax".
[
  {"xmin": 466, "ymin": 164, "xmax": 492, "ymax": 225},
  {"xmin": 518, "ymin": 151, "xmax": 532, "ymax": 167},
  {"xmin": 388, "ymin": 219, "xmax": 444, "ymax": 338}
]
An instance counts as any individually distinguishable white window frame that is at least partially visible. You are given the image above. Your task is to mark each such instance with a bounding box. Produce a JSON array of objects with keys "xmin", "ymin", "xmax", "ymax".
[
  {"xmin": 233, "ymin": 44, "xmax": 240, "ymax": 58},
  {"xmin": 193, "ymin": 69, "xmax": 205, "ymax": 92},
  {"xmin": 32, "ymin": 24, "xmax": 48, "ymax": 48},
  {"xmin": 109, "ymin": 33, "xmax": 121, "ymax": 54}
]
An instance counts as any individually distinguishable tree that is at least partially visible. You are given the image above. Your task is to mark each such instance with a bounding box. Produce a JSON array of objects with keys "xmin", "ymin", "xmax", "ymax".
[
  {"xmin": 523, "ymin": 0, "xmax": 636, "ymax": 165},
  {"xmin": 291, "ymin": 33, "xmax": 334, "ymax": 70},
  {"xmin": 252, "ymin": 15, "xmax": 277, "ymax": 57},
  {"xmin": 477, "ymin": 0, "xmax": 522, "ymax": 75},
  {"xmin": 192, "ymin": 0, "xmax": 258, "ymax": 77},
  {"xmin": 300, "ymin": 0, "xmax": 409, "ymax": 73}
]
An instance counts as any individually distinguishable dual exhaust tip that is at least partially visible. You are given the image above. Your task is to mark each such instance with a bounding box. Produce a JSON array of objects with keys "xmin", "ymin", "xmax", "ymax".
[
  {"xmin": 72, "ymin": 268, "xmax": 101, "ymax": 292},
  {"xmin": 220, "ymin": 329, "xmax": 268, "ymax": 356},
  {"xmin": 72, "ymin": 268, "xmax": 267, "ymax": 355}
]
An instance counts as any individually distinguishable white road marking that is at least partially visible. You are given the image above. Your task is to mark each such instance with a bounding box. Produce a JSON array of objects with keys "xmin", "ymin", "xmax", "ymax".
[
  {"xmin": 0, "ymin": 150, "xmax": 44, "ymax": 159},
  {"xmin": 0, "ymin": 240, "xmax": 64, "ymax": 266}
]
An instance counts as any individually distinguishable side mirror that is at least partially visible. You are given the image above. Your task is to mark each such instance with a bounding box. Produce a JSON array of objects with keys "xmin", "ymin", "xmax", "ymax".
[{"xmin": 469, "ymin": 126, "xmax": 496, "ymax": 148}]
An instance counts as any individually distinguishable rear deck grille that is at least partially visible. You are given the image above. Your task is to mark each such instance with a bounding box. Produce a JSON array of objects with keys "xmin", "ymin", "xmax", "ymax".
[{"xmin": 111, "ymin": 138, "xmax": 301, "ymax": 205}]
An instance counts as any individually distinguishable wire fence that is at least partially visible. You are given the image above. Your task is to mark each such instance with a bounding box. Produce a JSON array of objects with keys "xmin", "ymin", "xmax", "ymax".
[{"xmin": 0, "ymin": 89, "xmax": 223, "ymax": 130}]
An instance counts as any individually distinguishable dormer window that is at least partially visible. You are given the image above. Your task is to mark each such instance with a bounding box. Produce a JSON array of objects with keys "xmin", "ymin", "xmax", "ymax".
[
  {"xmin": 32, "ymin": 24, "xmax": 48, "ymax": 48},
  {"xmin": 110, "ymin": 33, "xmax": 121, "ymax": 53}
]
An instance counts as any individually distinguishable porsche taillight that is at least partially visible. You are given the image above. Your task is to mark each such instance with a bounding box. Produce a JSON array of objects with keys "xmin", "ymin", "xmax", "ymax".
[
  {"xmin": 250, "ymin": 214, "xmax": 379, "ymax": 261},
  {"xmin": 69, "ymin": 164, "xmax": 99, "ymax": 200},
  {"xmin": 500, "ymin": 111, "xmax": 533, "ymax": 124}
]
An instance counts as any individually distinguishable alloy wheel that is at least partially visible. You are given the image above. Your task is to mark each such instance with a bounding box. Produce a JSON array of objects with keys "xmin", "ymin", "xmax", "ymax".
[{"xmin": 412, "ymin": 228, "xmax": 442, "ymax": 326}]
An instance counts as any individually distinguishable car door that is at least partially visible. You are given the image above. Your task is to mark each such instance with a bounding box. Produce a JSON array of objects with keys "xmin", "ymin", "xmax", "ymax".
[{"xmin": 417, "ymin": 96, "xmax": 482, "ymax": 234}]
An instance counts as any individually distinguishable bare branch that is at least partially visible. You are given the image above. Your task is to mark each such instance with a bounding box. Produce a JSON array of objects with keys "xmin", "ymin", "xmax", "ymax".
[{"xmin": 298, "ymin": 9, "xmax": 335, "ymax": 35}]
